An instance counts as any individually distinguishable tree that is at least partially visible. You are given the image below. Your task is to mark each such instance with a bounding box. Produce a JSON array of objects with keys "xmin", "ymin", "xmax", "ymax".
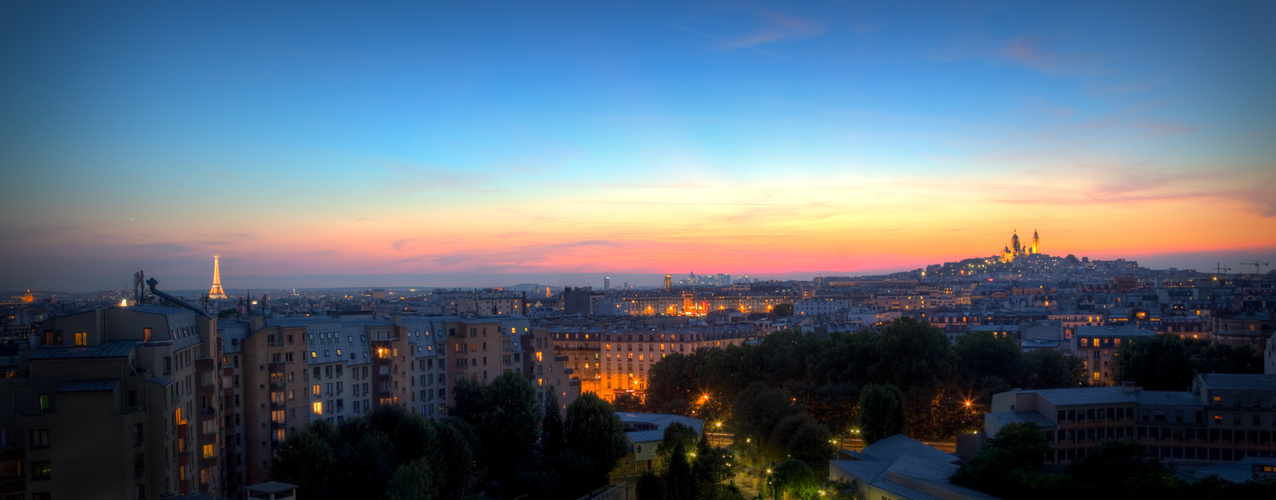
[
  {"xmin": 771, "ymin": 458, "xmax": 819, "ymax": 500},
  {"xmin": 692, "ymin": 435, "xmax": 736, "ymax": 499},
  {"xmin": 790, "ymin": 381, "xmax": 859, "ymax": 437},
  {"xmin": 950, "ymin": 423, "xmax": 1053, "ymax": 498},
  {"xmin": 773, "ymin": 303, "xmax": 794, "ymax": 317},
  {"xmin": 1116, "ymin": 334, "xmax": 1193, "ymax": 390},
  {"xmin": 785, "ymin": 420, "xmax": 834, "ymax": 476},
  {"xmin": 269, "ymin": 428, "xmax": 336, "ymax": 500},
  {"xmin": 636, "ymin": 470, "xmax": 667, "ymax": 500},
  {"xmin": 386, "ymin": 458, "xmax": 435, "ymax": 500},
  {"xmin": 453, "ymin": 371, "xmax": 542, "ymax": 487},
  {"xmin": 542, "ymin": 387, "xmax": 565, "ymax": 457},
  {"xmin": 665, "ymin": 440, "xmax": 696, "ymax": 500},
  {"xmin": 655, "ymin": 422, "xmax": 700, "ymax": 471},
  {"xmin": 870, "ymin": 318, "xmax": 956, "ymax": 393},
  {"xmin": 612, "ymin": 391, "xmax": 645, "ymax": 412},
  {"xmin": 731, "ymin": 382, "xmax": 800, "ymax": 448},
  {"xmin": 1188, "ymin": 339, "xmax": 1262, "ymax": 375},
  {"xmin": 647, "ymin": 352, "xmax": 700, "ymax": 414},
  {"xmin": 383, "ymin": 406, "xmax": 438, "ymax": 465},
  {"xmin": 956, "ymin": 331, "xmax": 1025, "ymax": 389},
  {"xmin": 1066, "ymin": 439, "xmax": 1175, "ymax": 497},
  {"xmin": 433, "ymin": 420, "xmax": 475, "ymax": 500},
  {"xmin": 563, "ymin": 392, "xmax": 628, "ymax": 493},
  {"xmin": 985, "ymin": 422, "xmax": 1052, "ymax": 467},
  {"xmin": 1024, "ymin": 350, "xmax": 1083, "ymax": 389},
  {"xmin": 857, "ymin": 384, "xmax": 905, "ymax": 445}
]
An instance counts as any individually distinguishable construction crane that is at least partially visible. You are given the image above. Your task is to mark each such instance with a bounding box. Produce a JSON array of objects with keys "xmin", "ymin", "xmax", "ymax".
[{"xmin": 1239, "ymin": 261, "xmax": 1269, "ymax": 276}]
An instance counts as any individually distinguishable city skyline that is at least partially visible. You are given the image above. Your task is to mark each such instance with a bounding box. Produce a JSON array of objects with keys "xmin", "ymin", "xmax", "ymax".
[{"xmin": 3, "ymin": 1, "xmax": 1275, "ymax": 292}]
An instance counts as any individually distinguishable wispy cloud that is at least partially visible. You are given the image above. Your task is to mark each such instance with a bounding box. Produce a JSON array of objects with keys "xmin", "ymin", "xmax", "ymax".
[
  {"xmin": 732, "ymin": 9, "xmax": 824, "ymax": 48},
  {"xmin": 667, "ymin": 7, "xmax": 824, "ymax": 56},
  {"xmin": 996, "ymin": 35, "xmax": 1100, "ymax": 76}
]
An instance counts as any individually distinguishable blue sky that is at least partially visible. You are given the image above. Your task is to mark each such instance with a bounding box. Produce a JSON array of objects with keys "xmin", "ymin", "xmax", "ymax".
[{"xmin": 2, "ymin": 1, "xmax": 1274, "ymax": 291}]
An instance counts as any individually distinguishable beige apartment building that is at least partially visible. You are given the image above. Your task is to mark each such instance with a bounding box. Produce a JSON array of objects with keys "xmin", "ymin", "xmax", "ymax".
[{"xmin": 549, "ymin": 325, "xmax": 762, "ymax": 401}]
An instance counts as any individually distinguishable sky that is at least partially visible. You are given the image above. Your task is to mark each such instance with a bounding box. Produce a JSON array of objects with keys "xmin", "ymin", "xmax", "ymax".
[{"xmin": 2, "ymin": 1, "xmax": 1275, "ymax": 292}]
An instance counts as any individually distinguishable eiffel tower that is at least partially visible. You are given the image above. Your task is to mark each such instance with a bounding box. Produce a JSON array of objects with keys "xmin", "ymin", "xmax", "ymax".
[{"xmin": 208, "ymin": 255, "xmax": 228, "ymax": 299}]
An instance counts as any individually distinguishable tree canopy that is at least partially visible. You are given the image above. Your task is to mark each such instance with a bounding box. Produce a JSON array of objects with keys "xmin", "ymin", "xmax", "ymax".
[{"xmin": 858, "ymin": 384, "xmax": 905, "ymax": 445}]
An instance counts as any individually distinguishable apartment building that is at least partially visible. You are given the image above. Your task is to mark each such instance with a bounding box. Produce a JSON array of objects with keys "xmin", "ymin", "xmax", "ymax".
[
  {"xmin": 549, "ymin": 325, "xmax": 762, "ymax": 401},
  {"xmin": 1, "ymin": 304, "xmax": 222, "ymax": 500},
  {"xmin": 984, "ymin": 373, "xmax": 1276, "ymax": 465},
  {"xmin": 1072, "ymin": 325, "xmax": 1157, "ymax": 386},
  {"xmin": 520, "ymin": 328, "xmax": 580, "ymax": 414}
]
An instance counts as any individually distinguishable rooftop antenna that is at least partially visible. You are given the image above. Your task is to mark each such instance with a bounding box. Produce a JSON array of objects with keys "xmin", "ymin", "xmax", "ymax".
[{"xmin": 133, "ymin": 271, "xmax": 146, "ymax": 304}]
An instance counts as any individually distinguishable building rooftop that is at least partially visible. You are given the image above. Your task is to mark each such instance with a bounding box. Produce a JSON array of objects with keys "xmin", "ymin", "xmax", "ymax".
[
  {"xmin": 127, "ymin": 304, "xmax": 195, "ymax": 316},
  {"xmin": 1031, "ymin": 386, "xmax": 1139, "ymax": 406},
  {"xmin": 616, "ymin": 412, "xmax": 704, "ymax": 443},
  {"xmin": 852, "ymin": 434, "xmax": 961, "ymax": 465},
  {"xmin": 57, "ymin": 379, "xmax": 120, "ymax": 393},
  {"xmin": 1136, "ymin": 390, "xmax": 1202, "ymax": 406},
  {"xmin": 1196, "ymin": 373, "xmax": 1276, "ymax": 392},
  {"xmin": 31, "ymin": 340, "xmax": 137, "ymax": 360},
  {"xmin": 1075, "ymin": 325, "xmax": 1157, "ymax": 338}
]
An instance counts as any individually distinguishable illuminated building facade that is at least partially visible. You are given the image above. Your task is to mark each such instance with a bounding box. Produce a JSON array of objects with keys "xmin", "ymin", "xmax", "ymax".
[
  {"xmin": 1000, "ymin": 229, "xmax": 1041, "ymax": 263},
  {"xmin": 599, "ymin": 290, "xmax": 797, "ymax": 317},
  {"xmin": 548, "ymin": 325, "xmax": 761, "ymax": 401}
]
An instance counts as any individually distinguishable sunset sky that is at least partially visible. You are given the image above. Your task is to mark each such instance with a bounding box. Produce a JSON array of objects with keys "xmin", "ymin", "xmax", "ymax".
[{"xmin": 3, "ymin": 1, "xmax": 1274, "ymax": 292}]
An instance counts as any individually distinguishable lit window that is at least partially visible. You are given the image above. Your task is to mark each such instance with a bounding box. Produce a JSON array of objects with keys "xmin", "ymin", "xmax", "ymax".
[
  {"xmin": 31, "ymin": 460, "xmax": 50, "ymax": 480},
  {"xmin": 202, "ymin": 444, "xmax": 215, "ymax": 458},
  {"xmin": 310, "ymin": 351, "xmax": 317, "ymax": 358},
  {"xmin": 74, "ymin": 332, "xmax": 87, "ymax": 346},
  {"xmin": 312, "ymin": 402, "xmax": 323, "ymax": 415}
]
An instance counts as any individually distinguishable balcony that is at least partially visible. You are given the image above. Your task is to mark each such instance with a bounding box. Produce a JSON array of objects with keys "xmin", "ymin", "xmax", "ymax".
[
  {"xmin": 16, "ymin": 408, "xmax": 54, "ymax": 417},
  {"xmin": 0, "ymin": 477, "xmax": 26, "ymax": 494}
]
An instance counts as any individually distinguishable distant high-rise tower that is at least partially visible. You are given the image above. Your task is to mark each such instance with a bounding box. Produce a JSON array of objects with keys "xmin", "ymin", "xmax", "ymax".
[
  {"xmin": 208, "ymin": 255, "xmax": 228, "ymax": 299},
  {"xmin": 604, "ymin": 276, "xmax": 611, "ymax": 291},
  {"xmin": 664, "ymin": 275, "xmax": 672, "ymax": 291}
]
